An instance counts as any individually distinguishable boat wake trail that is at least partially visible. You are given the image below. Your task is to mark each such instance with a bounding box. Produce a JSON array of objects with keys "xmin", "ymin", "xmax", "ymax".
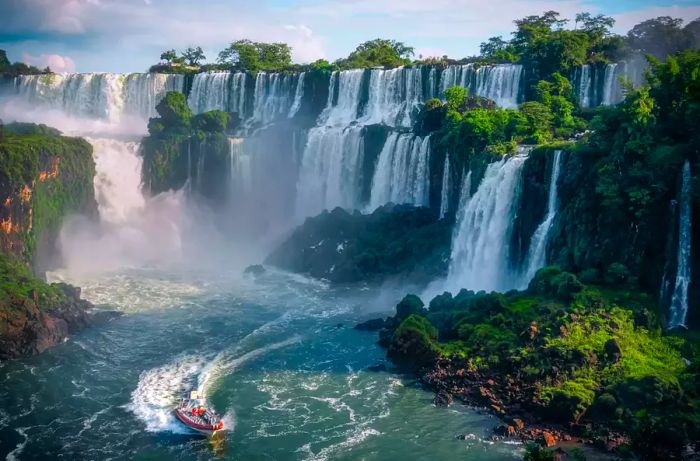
[
  {"xmin": 198, "ymin": 335, "xmax": 303, "ymax": 399},
  {"xmin": 129, "ymin": 336, "xmax": 302, "ymax": 433},
  {"xmin": 128, "ymin": 355, "xmax": 209, "ymax": 433}
]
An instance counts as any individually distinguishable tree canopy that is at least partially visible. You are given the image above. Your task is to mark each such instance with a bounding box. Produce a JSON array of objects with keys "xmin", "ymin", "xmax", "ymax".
[
  {"xmin": 217, "ymin": 40, "xmax": 292, "ymax": 72},
  {"xmin": 337, "ymin": 39, "xmax": 414, "ymax": 69}
]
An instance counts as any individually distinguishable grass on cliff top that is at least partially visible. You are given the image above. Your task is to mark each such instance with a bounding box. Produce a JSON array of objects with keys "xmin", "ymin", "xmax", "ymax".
[
  {"xmin": 545, "ymin": 307, "xmax": 685, "ymax": 390},
  {"xmin": 0, "ymin": 253, "xmax": 66, "ymax": 315}
]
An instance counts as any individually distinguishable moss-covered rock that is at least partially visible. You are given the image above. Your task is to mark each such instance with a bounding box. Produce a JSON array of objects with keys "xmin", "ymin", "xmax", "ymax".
[
  {"xmin": 0, "ymin": 122, "xmax": 97, "ymax": 270},
  {"xmin": 265, "ymin": 204, "xmax": 452, "ymax": 284}
]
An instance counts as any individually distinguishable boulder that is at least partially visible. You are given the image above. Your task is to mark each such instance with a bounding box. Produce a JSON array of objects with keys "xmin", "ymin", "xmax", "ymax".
[
  {"xmin": 243, "ymin": 264, "xmax": 266, "ymax": 276},
  {"xmin": 604, "ymin": 338, "xmax": 622, "ymax": 363},
  {"xmin": 354, "ymin": 318, "xmax": 386, "ymax": 331},
  {"xmin": 434, "ymin": 390, "xmax": 453, "ymax": 407}
]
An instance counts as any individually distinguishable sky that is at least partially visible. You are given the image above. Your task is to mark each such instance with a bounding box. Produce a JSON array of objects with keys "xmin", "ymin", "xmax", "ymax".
[{"xmin": 0, "ymin": 0, "xmax": 699, "ymax": 73}]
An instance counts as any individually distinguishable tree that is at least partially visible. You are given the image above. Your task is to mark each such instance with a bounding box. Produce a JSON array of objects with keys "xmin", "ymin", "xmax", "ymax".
[
  {"xmin": 160, "ymin": 49, "xmax": 178, "ymax": 64},
  {"xmin": 153, "ymin": 91, "xmax": 192, "ymax": 135},
  {"xmin": 518, "ymin": 101, "xmax": 553, "ymax": 143},
  {"xmin": 627, "ymin": 16, "xmax": 694, "ymax": 58},
  {"xmin": 309, "ymin": 59, "xmax": 334, "ymax": 72},
  {"xmin": 684, "ymin": 17, "xmax": 700, "ymax": 48},
  {"xmin": 217, "ymin": 40, "xmax": 291, "ymax": 72},
  {"xmin": 480, "ymin": 36, "xmax": 518, "ymax": 62},
  {"xmin": 444, "ymin": 86, "xmax": 467, "ymax": 113},
  {"xmin": 338, "ymin": 39, "xmax": 414, "ymax": 69},
  {"xmin": 0, "ymin": 50, "xmax": 10, "ymax": 69},
  {"xmin": 182, "ymin": 46, "xmax": 206, "ymax": 66},
  {"xmin": 575, "ymin": 13, "xmax": 615, "ymax": 37}
]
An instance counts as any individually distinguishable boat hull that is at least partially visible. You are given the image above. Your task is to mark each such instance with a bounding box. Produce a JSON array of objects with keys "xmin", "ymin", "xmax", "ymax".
[{"xmin": 174, "ymin": 409, "xmax": 221, "ymax": 435}]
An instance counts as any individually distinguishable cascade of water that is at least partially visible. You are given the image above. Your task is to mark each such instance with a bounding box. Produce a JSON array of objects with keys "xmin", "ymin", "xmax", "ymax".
[
  {"xmin": 473, "ymin": 64, "xmax": 523, "ymax": 108},
  {"xmin": 252, "ymin": 72, "xmax": 298, "ymax": 124},
  {"xmin": 123, "ymin": 73, "xmax": 184, "ymax": 119},
  {"xmin": 439, "ymin": 155, "xmax": 451, "ymax": 219},
  {"xmin": 362, "ymin": 67, "xmax": 425, "ymax": 127},
  {"xmin": 320, "ymin": 69, "xmax": 364, "ymax": 126},
  {"xmin": 288, "ymin": 72, "xmax": 305, "ymax": 118},
  {"xmin": 294, "ymin": 126, "xmax": 364, "ymax": 219},
  {"xmin": 59, "ymin": 137, "xmax": 184, "ymax": 273},
  {"xmin": 577, "ymin": 65, "xmax": 592, "ymax": 108},
  {"xmin": 669, "ymin": 161, "xmax": 693, "ymax": 328},
  {"xmin": 446, "ymin": 154, "xmax": 528, "ymax": 292},
  {"xmin": 601, "ymin": 63, "xmax": 618, "ymax": 106},
  {"xmin": 228, "ymin": 137, "xmax": 252, "ymax": 195},
  {"xmin": 368, "ymin": 133, "xmax": 431, "ymax": 210},
  {"xmin": 188, "ymin": 72, "xmax": 231, "ymax": 114},
  {"xmin": 88, "ymin": 137, "xmax": 146, "ymax": 224},
  {"xmin": 520, "ymin": 150, "xmax": 564, "ymax": 287},
  {"xmin": 438, "ymin": 64, "xmax": 522, "ymax": 108},
  {"xmin": 455, "ymin": 170, "xmax": 472, "ymax": 224},
  {"xmin": 14, "ymin": 73, "xmax": 183, "ymax": 123}
]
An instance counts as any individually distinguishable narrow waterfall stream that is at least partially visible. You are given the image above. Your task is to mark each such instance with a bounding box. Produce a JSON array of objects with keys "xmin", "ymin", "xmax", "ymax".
[{"xmin": 669, "ymin": 160, "xmax": 693, "ymax": 328}]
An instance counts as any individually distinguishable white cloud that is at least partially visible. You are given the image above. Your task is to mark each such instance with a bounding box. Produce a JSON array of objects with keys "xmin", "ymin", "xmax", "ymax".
[{"xmin": 21, "ymin": 53, "xmax": 76, "ymax": 72}]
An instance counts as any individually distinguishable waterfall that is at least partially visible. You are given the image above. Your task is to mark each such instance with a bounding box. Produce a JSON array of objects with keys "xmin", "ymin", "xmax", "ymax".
[
  {"xmin": 252, "ymin": 72, "xmax": 299, "ymax": 124},
  {"xmin": 601, "ymin": 63, "xmax": 618, "ymax": 106},
  {"xmin": 577, "ymin": 65, "xmax": 592, "ymax": 108},
  {"xmin": 519, "ymin": 150, "xmax": 564, "ymax": 287},
  {"xmin": 669, "ymin": 161, "xmax": 693, "ymax": 328},
  {"xmin": 88, "ymin": 138, "xmax": 145, "ymax": 224},
  {"xmin": 446, "ymin": 154, "xmax": 528, "ymax": 292},
  {"xmin": 59, "ymin": 138, "xmax": 184, "ymax": 273},
  {"xmin": 438, "ymin": 64, "xmax": 522, "ymax": 108},
  {"xmin": 455, "ymin": 170, "xmax": 472, "ymax": 224},
  {"xmin": 188, "ymin": 72, "xmax": 232, "ymax": 114},
  {"xmin": 294, "ymin": 126, "xmax": 364, "ymax": 219},
  {"xmin": 288, "ymin": 72, "xmax": 305, "ymax": 118},
  {"xmin": 13, "ymin": 73, "xmax": 183, "ymax": 123},
  {"xmin": 362, "ymin": 67, "xmax": 425, "ymax": 127},
  {"xmin": 439, "ymin": 155, "xmax": 451, "ymax": 219},
  {"xmin": 229, "ymin": 137, "xmax": 252, "ymax": 195},
  {"xmin": 321, "ymin": 69, "xmax": 365, "ymax": 125},
  {"xmin": 368, "ymin": 133, "xmax": 431, "ymax": 210}
]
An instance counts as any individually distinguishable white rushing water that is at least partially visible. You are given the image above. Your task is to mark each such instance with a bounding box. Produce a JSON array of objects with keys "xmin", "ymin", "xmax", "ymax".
[
  {"xmin": 574, "ymin": 58, "xmax": 648, "ymax": 108},
  {"xmin": 446, "ymin": 154, "xmax": 527, "ymax": 292},
  {"xmin": 362, "ymin": 67, "xmax": 427, "ymax": 127},
  {"xmin": 295, "ymin": 126, "xmax": 364, "ymax": 218},
  {"xmin": 89, "ymin": 138, "xmax": 146, "ymax": 224},
  {"xmin": 439, "ymin": 64, "xmax": 522, "ymax": 108},
  {"xmin": 669, "ymin": 160, "xmax": 693, "ymax": 328},
  {"xmin": 229, "ymin": 137, "xmax": 252, "ymax": 195},
  {"xmin": 368, "ymin": 133, "xmax": 431, "ymax": 210},
  {"xmin": 14, "ymin": 73, "xmax": 184, "ymax": 124},
  {"xmin": 439, "ymin": 155, "xmax": 451, "ymax": 219},
  {"xmin": 519, "ymin": 150, "xmax": 563, "ymax": 287},
  {"xmin": 59, "ymin": 138, "xmax": 185, "ymax": 274}
]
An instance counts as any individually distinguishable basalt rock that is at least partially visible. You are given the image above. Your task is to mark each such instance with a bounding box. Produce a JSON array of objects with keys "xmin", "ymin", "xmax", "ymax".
[{"xmin": 0, "ymin": 283, "xmax": 119, "ymax": 360}]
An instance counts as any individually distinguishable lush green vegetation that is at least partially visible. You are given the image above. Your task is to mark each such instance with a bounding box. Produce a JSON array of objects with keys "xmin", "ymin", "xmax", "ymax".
[
  {"xmin": 0, "ymin": 123, "xmax": 96, "ymax": 266},
  {"xmin": 0, "ymin": 252, "xmax": 67, "ymax": 318},
  {"xmin": 335, "ymin": 39, "xmax": 414, "ymax": 70},
  {"xmin": 380, "ymin": 266, "xmax": 699, "ymax": 459},
  {"xmin": 547, "ymin": 50, "xmax": 700, "ymax": 303},
  {"xmin": 141, "ymin": 91, "xmax": 231, "ymax": 198}
]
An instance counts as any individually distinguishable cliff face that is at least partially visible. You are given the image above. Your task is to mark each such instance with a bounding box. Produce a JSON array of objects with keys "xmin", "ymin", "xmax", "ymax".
[
  {"xmin": 266, "ymin": 204, "xmax": 452, "ymax": 284},
  {"xmin": 0, "ymin": 252, "xmax": 118, "ymax": 360},
  {"xmin": 0, "ymin": 123, "xmax": 97, "ymax": 271},
  {"xmin": 0, "ymin": 123, "xmax": 106, "ymax": 360}
]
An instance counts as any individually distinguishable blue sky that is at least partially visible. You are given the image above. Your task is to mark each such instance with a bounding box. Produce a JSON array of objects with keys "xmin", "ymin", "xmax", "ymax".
[{"xmin": 1, "ymin": 0, "xmax": 699, "ymax": 72}]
